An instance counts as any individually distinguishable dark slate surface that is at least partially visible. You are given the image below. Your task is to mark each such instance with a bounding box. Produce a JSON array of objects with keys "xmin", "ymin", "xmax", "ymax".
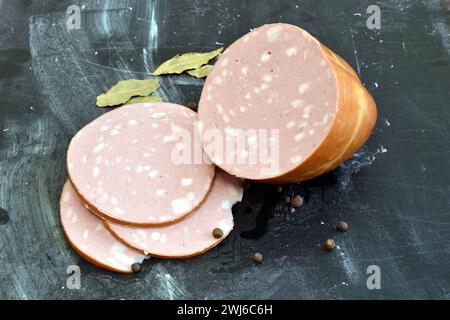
[{"xmin": 1, "ymin": 0, "xmax": 450, "ymax": 299}]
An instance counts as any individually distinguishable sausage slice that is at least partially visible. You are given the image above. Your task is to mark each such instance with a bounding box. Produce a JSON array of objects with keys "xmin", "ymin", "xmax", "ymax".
[{"xmin": 67, "ymin": 103, "xmax": 215, "ymax": 226}]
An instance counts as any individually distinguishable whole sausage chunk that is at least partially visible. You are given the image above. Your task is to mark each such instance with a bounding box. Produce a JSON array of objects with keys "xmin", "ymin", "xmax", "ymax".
[{"xmin": 197, "ymin": 23, "xmax": 377, "ymax": 183}]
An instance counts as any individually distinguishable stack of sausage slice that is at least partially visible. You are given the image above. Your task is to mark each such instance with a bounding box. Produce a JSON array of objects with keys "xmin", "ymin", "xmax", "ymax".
[
  {"xmin": 61, "ymin": 23, "xmax": 377, "ymax": 272},
  {"xmin": 62, "ymin": 103, "xmax": 243, "ymax": 273}
]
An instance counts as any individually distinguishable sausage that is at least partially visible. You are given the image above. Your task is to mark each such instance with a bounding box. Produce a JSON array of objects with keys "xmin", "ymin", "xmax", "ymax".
[
  {"xmin": 197, "ymin": 23, "xmax": 377, "ymax": 183},
  {"xmin": 67, "ymin": 102, "xmax": 215, "ymax": 226},
  {"xmin": 60, "ymin": 181, "xmax": 147, "ymax": 273},
  {"xmin": 104, "ymin": 170, "xmax": 243, "ymax": 259}
]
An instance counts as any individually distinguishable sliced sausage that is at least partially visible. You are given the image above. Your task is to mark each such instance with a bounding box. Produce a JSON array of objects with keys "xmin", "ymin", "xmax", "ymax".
[
  {"xmin": 104, "ymin": 170, "xmax": 243, "ymax": 259},
  {"xmin": 67, "ymin": 102, "xmax": 215, "ymax": 226},
  {"xmin": 197, "ymin": 23, "xmax": 377, "ymax": 183},
  {"xmin": 60, "ymin": 181, "xmax": 147, "ymax": 273}
]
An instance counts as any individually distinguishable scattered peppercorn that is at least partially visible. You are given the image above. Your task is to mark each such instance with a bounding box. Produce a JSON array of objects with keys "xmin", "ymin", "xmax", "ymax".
[
  {"xmin": 212, "ymin": 228, "xmax": 224, "ymax": 239},
  {"xmin": 290, "ymin": 195, "xmax": 304, "ymax": 208},
  {"xmin": 336, "ymin": 221, "xmax": 349, "ymax": 232},
  {"xmin": 251, "ymin": 252, "xmax": 263, "ymax": 264},
  {"xmin": 186, "ymin": 101, "xmax": 197, "ymax": 110},
  {"xmin": 324, "ymin": 239, "xmax": 336, "ymax": 251},
  {"xmin": 131, "ymin": 263, "xmax": 141, "ymax": 273}
]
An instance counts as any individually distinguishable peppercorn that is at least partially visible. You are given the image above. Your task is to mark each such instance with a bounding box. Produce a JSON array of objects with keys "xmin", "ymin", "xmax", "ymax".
[
  {"xmin": 324, "ymin": 239, "xmax": 336, "ymax": 251},
  {"xmin": 336, "ymin": 221, "xmax": 349, "ymax": 232},
  {"xmin": 251, "ymin": 252, "xmax": 263, "ymax": 264},
  {"xmin": 290, "ymin": 195, "xmax": 304, "ymax": 208},
  {"xmin": 212, "ymin": 228, "xmax": 224, "ymax": 239},
  {"xmin": 131, "ymin": 263, "xmax": 141, "ymax": 273}
]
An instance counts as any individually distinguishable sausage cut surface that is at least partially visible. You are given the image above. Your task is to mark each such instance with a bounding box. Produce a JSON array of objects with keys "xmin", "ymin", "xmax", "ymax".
[
  {"xmin": 105, "ymin": 170, "xmax": 243, "ymax": 259},
  {"xmin": 60, "ymin": 181, "xmax": 147, "ymax": 273},
  {"xmin": 198, "ymin": 23, "xmax": 377, "ymax": 182},
  {"xmin": 67, "ymin": 103, "xmax": 215, "ymax": 226}
]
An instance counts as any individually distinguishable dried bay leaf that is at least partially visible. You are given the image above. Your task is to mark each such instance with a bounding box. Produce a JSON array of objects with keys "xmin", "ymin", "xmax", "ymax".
[
  {"xmin": 125, "ymin": 95, "xmax": 163, "ymax": 105},
  {"xmin": 96, "ymin": 79, "xmax": 160, "ymax": 107},
  {"xmin": 187, "ymin": 64, "xmax": 213, "ymax": 78},
  {"xmin": 149, "ymin": 47, "xmax": 223, "ymax": 76}
]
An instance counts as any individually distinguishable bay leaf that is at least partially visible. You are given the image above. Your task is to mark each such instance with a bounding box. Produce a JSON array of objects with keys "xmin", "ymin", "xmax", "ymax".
[
  {"xmin": 125, "ymin": 95, "xmax": 163, "ymax": 105},
  {"xmin": 149, "ymin": 47, "xmax": 223, "ymax": 76},
  {"xmin": 96, "ymin": 79, "xmax": 160, "ymax": 107},
  {"xmin": 187, "ymin": 64, "xmax": 213, "ymax": 78}
]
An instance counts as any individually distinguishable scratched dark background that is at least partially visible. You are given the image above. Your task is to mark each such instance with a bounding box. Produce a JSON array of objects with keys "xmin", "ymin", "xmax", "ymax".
[{"xmin": 1, "ymin": 0, "xmax": 450, "ymax": 299}]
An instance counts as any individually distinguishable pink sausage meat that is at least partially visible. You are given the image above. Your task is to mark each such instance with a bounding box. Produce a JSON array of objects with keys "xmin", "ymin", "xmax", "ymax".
[
  {"xmin": 60, "ymin": 181, "xmax": 146, "ymax": 273},
  {"xmin": 198, "ymin": 24, "xmax": 338, "ymax": 180},
  {"xmin": 105, "ymin": 170, "xmax": 243, "ymax": 259},
  {"xmin": 67, "ymin": 103, "xmax": 215, "ymax": 226}
]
